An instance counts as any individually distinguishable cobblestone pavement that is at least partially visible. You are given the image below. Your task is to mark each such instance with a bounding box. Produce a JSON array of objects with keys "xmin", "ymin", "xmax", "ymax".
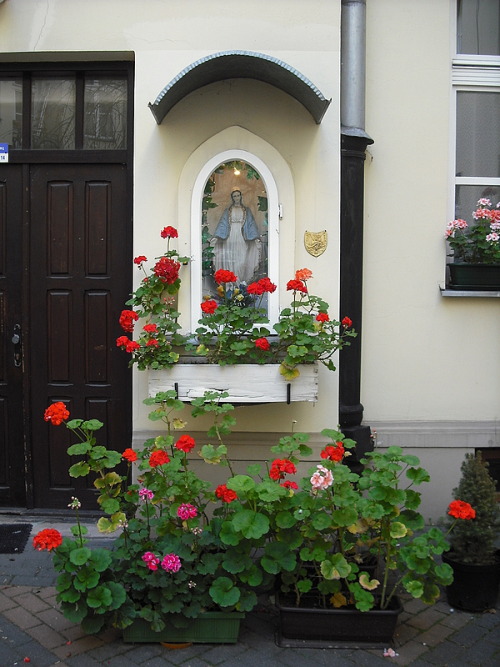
[{"xmin": 0, "ymin": 517, "xmax": 498, "ymax": 666}]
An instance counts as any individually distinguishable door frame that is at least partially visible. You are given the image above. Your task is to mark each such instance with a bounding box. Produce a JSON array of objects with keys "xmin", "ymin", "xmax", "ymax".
[{"xmin": 0, "ymin": 60, "xmax": 134, "ymax": 508}]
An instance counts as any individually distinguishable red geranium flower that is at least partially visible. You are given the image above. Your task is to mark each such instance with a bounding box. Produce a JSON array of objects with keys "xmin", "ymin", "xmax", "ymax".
[
  {"xmin": 281, "ymin": 480, "xmax": 299, "ymax": 490},
  {"xmin": 44, "ymin": 402, "xmax": 70, "ymax": 426},
  {"xmin": 134, "ymin": 255, "xmax": 147, "ymax": 265},
  {"xmin": 247, "ymin": 277, "xmax": 277, "ymax": 295},
  {"xmin": 295, "ymin": 268, "xmax": 313, "ymax": 281},
  {"xmin": 214, "ymin": 269, "xmax": 238, "ymax": 284},
  {"xmin": 33, "ymin": 528, "xmax": 63, "ymax": 551},
  {"xmin": 316, "ymin": 312, "xmax": 329, "ymax": 323},
  {"xmin": 122, "ymin": 448, "xmax": 138, "ymax": 462},
  {"xmin": 153, "ymin": 257, "xmax": 180, "ymax": 284},
  {"xmin": 160, "ymin": 226, "xmax": 178, "ymax": 239},
  {"xmin": 149, "ymin": 450, "xmax": 170, "ymax": 467},
  {"xmin": 116, "ymin": 336, "xmax": 129, "ymax": 348},
  {"xmin": 341, "ymin": 317, "xmax": 353, "ymax": 328},
  {"xmin": 143, "ymin": 323, "xmax": 158, "ymax": 333},
  {"xmin": 201, "ymin": 300, "xmax": 218, "ymax": 314},
  {"xmin": 320, "ymin": 443, "xmax": 345, "ymax": 462},
  {"xmin": 146, "ymin": 339, "xmax": 159, "ymax": 347},
  {"xmin": 269, "ymin": 458, "xmax": 297, "ymax": 481},
  {"xmin": 119, "ymin": 309, "xmax": 139, "ymax": 333},
  {"xmin": 215, "ymin": 484, "xmax": 238, "ymax": 503},
  {"xmin": 448, "ymin": 500, "xmax": 476, "ymax": 520},
  {"xmin": 125, "ymin": 340, "xmax": 140, "ymax": 353},
  {"xmin": 286, "ymin": 279, "xmax": 307, "ymax": 293},
  {"xmin": 255, "ymin": 337, "xmax": 270, "ymax": 351},
  {"xmin": 175, "ymin": 435, "xmax": 196, "ymax": 453}
]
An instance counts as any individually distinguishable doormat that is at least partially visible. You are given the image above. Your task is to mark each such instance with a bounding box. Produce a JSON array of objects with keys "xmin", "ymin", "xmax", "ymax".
[{"xmin": 0, "ymin": 524, "xmax": 33, "ymax": 554}]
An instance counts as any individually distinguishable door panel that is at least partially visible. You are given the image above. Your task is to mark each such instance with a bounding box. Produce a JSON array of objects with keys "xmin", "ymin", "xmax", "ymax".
[
  {"xmin": 0, "ymin": 165, "xmax": 26, "ymax": 506},
  {"xmin": 29, "ymin": 164, "xmax": 130, "ymax": 509}
]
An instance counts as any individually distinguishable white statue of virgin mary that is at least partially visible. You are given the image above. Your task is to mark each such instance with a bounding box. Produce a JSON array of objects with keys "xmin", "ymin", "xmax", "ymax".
[{"xmin": 211, "ymin": 189, "xmax": 261, "ymax": 283}]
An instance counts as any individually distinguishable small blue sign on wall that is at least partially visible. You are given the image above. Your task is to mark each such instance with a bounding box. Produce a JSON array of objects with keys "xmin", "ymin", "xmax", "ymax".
[{"xmin": 0, "ymin": 143, "xmax": 8, "ymax": 163}]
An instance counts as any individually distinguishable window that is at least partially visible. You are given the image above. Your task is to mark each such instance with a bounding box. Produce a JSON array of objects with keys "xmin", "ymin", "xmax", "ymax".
[
  {"xmin": 191, "ymin": 150, "xmax": 279, "ymax": 331},
  {"xmin": 450, "ymin": 1, "xmax": 500, "ymax": 276},
  {"xmin": 0, "ymin": 78, "xmax": 22, "ymax": 147},
  {"xmin": 0, "ymin": 66, "xmax": 128, "ymax": 150}
]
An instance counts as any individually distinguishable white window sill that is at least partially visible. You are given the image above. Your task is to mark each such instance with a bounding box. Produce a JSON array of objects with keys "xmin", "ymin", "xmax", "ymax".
[{"xmin": 440, "ymin": 286, "xmax": 500, "ymax": 298}]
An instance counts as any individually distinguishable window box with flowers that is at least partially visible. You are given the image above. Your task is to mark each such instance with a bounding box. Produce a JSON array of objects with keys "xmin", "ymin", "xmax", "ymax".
[
  {"xmin": 445, "ymin": 198, "xmax": 500, "ymax": 290},
  {"xmin": 116, "ymin": 227, "xmax": 356, "ymax": 403}
]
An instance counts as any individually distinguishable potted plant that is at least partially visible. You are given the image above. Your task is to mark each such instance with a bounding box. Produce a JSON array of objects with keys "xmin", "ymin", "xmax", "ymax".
[
  {"xmin": 35, "ymin": 394, "xmax": 474, "ymax": 645},
  {"xmin": 34, "ymin": 394, "xmax": 271, "ymax": 643},
  {"xmin": 272, "ymin": 445, "xmax": 461, "ymax": 644},
  {"xmin": 445, "ymin": 198, "xmax": 500, "ymax": 290},
  {"xmin": 116, "ymin": 227, "xmax": 356, "ymax": 402},
  {"xmin": 442, "ymin": 453, "xmax": 500, "ymax": 612}
]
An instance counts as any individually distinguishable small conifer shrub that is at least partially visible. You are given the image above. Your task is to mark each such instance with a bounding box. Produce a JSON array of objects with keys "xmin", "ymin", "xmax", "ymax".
[{"xmin": 447, "ymin": 453, "xmax": 499, "ymax": 566}]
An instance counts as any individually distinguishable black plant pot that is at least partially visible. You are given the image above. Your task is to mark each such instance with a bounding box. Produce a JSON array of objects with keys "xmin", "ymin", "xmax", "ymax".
[
  {"xmin": 275, "ymin": 591, "xmax": 402, "ymax": 643},
  {"xmin": 443, "ymin": 551, "xmax": 500, "ymax": 612},
  {"xmin": 447, "ymin": 263, "xmax": 500, "ymax": 290}
]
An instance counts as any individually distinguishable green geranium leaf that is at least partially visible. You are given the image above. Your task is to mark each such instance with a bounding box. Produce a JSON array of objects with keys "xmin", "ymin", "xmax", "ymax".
[
  {"xmin": 81, "ymin": 419, "xmax": 104, "ymax": 431},
  {"xmin": 406, "ymin": 467, "xmax": 431, "ymax": 485},
  {"xmin": 389, "ymin": 521, "xmax": 408, "ymax": 539},
  {"xmin": 69, "ymin": 547, "xmax": 92, "ymax": 566},
  {"xmin": 232, "ymin": 509, "xmax": 269, "ymax": 539},
  {"xmin": 297, "ymin": 579, "xmax": 313, "ymax": 594},
  {"xmin": 279, "ymin": 363, "xmax": 300, "ymax": 381},
  {"xmin": 106, "ymin": 581, "xmax": 127, "ymax": 610},
  {"xmin": 68, "ymin": 461, "xmax": 91, "ymax": 478},
  {"xmin": 97, "ymin": 512, "xmax": 126, "ymax": 533},
  {"xmin": 311, "ymin": 512, "xmax": 331, "ymax": 530},
  {"xmin": 97, "ymin": 496, "xmax": 120, "ymax": 514},
  {"xmin": 209, "ymin": 577, "xmax": 240, "ymax": 607},
  {"xmin": 90, "ymin": 548, "xmax": 113, "ymax": 573},
  {"xmin": 219, "ymin": 521, "xmax": 240, "ymax": 546},
  {"xmin": 67, "ymin": 442, "xmax": 91, "ymax": 456},
  {"xmin": 321, "ymin": 553, "xmax": 351, "ymax": 580},
  {"xmin": 86, "ymin": 584, "xmax": 112, "ymax": 609},
  {"xmin": 236, "ymin": 589, "xmax": 258, "ymax": 612},
  {"xmin": 74, "ymin": 570, "xmax": 99, "ymax": 591},
  {"xmin": 81, "ymin": 614, "xmax": 106, "ymax": 634},
  {"xmin": 261, "ymin": 541, "xmax": 296, "ymax": 574},
  {"xmin": 275, "ymin": 511, "xmax": 297, "ymax": 529},
  {"xmin": 227, "ymin": 475, "xmax": 255, "ymax": 494},
  {"xmin": 404, "ymin": 579, "xmax": 424, "ymax": 598},
  {"xmin": 199, "ymin": 444, "xmax": 227, "ymax": 464}
]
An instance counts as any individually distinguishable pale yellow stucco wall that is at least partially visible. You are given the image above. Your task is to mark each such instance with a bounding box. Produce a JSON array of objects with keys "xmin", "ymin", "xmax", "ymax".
[
  {"xmin": 0, "ymin": 0, "xmax": 343, "ymax": 436},
  {"xmin": 364, "ymin": 0, "xmax": 499, "ymax": 424},
  {"xmin": 1, "ymin": 0, "xmax": 498, "ymax": 519}
]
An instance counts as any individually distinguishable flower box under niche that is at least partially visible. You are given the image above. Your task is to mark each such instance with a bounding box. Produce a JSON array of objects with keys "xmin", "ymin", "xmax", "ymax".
[{"xmin": 148, "ymin": 362, "xmax": 318, "ymax": 403}]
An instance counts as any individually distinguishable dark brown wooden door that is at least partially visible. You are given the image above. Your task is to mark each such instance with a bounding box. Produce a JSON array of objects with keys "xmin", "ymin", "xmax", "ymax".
[
  {"xmin": 28, "ymin": 164, "xmax": 131, "ymax": 509},
  {"xmin": 0, "ymin": 165, "xmax": 27, "ymax": 506}
]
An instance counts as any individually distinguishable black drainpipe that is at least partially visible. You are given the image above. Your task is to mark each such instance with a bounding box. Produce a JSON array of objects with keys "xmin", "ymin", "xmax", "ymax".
[{"xmin": 339, "ymin": 0, "xmax": 373, "ymax": 460}]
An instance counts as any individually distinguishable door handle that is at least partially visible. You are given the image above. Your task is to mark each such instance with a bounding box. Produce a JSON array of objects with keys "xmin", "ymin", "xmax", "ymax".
[{"xmin": 12, "ymin": 324, "xmax": 21, "ymax": 367}]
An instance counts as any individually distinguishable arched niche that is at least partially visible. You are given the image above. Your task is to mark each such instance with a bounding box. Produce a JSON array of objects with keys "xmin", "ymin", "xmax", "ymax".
[{"xmin": 178, "ymin": 126, "xmax": 295, "ymax": 333}]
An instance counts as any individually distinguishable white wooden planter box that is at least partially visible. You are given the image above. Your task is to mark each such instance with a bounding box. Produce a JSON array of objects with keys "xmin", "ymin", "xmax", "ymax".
[{"xmin": 148, "ymin": 363, "xmax": 318, "ymax": 403}]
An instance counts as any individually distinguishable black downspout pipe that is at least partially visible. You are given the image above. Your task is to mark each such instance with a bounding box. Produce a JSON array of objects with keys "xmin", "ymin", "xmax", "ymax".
[
  {"xmin": 339, "ymin": 0, "xmax": 374, "ymax": 461},
  {"xmin": 339, "ymin": 130, "xmax": 373, "ymax": 459}
]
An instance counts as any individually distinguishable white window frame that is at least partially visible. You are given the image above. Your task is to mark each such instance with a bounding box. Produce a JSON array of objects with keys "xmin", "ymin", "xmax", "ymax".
[
  {"xmin": 450, "ymin": 3, "xmax": 500, "ymax": 222},
  {"xmin": 190, "ymin": 149, "xmax": 280, "ymax": 333}
]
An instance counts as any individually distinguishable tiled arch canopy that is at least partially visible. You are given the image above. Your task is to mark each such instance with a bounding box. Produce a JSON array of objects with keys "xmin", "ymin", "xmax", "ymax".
[{"xmin": 148, "ymin": 50, "xmax": 331, "ymax": 124}]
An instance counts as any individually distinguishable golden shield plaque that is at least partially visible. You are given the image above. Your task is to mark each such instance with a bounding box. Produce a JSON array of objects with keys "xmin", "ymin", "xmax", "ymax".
[{"xmin": 304, "ymin": 230, "xmax": 327, "ymax": 257}]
